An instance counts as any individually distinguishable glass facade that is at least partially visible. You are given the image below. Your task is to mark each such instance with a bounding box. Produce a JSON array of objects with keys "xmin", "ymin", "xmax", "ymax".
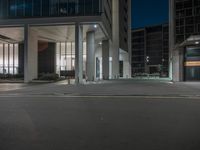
[
  {"xmin": 175, "ymin": 0, "xmax": 200, "ymax": 43},
  {"xmin": 184, "ymin": 47, "xmax": 200, "ymax": 81},
  {"xmin": 131, "ymin": 30, "xmax": 145, "ymax": 74},
  {"xmin": 56, "ymin": 42, "xmax": 86, "ymax": 77},
  {"xmin": 0, "ymin": 0, "xmax": 102, "ymax": 19},
  {"xmin": 185, "ymin": 66, "xmax": 200, "ymax": 81},
  {"xmin": 132, "ymin": 24, "xmax": 169, "ymax": 77},
  {"xmin": 0, "ymin": 43, "xmax": 19, "ymax": 75}
]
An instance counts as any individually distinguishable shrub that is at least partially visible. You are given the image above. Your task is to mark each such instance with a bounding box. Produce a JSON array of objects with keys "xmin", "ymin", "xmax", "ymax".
[
  {"xmin": 0, "ymin": 73, "xmax": 24, "ymax": 79},
  {"xmin": 38, "ymin": 73, "xmax": 59, "ymax": 81}
]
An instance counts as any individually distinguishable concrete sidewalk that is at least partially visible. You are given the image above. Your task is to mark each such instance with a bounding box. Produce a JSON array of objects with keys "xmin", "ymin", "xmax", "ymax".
[{"xmin": 0, "ymin": 79, "xmax": 200, "ymax": 97}]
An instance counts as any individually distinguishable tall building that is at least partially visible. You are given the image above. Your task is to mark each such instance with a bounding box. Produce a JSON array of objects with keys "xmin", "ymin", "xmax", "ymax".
[
  {"xmin": 170, "ymin": 0, "xmax": 200, "ymax": 81},
  {"xmin": 0, "ymin": 0, "xmax": 131, "ymax": 83},
  {"xmin": 132, "ymin": 24, "xmax": 169, "ymax": 77}
]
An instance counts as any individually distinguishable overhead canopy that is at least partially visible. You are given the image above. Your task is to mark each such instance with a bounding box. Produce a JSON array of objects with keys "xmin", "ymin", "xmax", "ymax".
[{"xmin": 175, "ymin": 35, "xmax": 200, "ymax": 50}]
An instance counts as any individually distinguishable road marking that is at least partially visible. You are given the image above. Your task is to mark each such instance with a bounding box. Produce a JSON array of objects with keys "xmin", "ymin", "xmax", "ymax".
[{"xmin": 0, "ymin": 94, "xmax": 199, "ymax": 99}]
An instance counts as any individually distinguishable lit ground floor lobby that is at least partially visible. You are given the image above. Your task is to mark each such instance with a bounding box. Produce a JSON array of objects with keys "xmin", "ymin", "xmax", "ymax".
[
  {"xmin": 172, "ymin": 35, "xmax": 200, "ymax": 82},
  {"xmin": 0, "ymin": 23, "xmax": 130, "ymax": 83}
]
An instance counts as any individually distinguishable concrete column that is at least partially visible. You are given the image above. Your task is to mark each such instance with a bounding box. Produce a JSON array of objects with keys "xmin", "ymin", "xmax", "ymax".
[
  {"xmin": 54, "ymin": 43, "xmax": 58, "ymax": 75},
  {"xmin": 179, "ymin": 49, "xmax": 184, "ymax": 81},
  {"xmin": 102, "ymin": 40, "xmax": 110, "ymax": 80},
  {"xmin": 24, "ymin": 24, "xmax": 38, "ymax": 83},
  {"xmin": 128, "ymin": 0, "xmax": 132, "ymax": 78},
  {"xmin": 94, "ymin": 46, "xmax": 102, "ymax": 80},
  {"xmin": 172, "ymin": 49, "xmax": 184, "ymax": 82},
  {"xmin": 75, "ymin": 23, "xmax": 83, "ymax": 84},
  {"xmin": 120, "ymin": 50, "xmax": 130, "ymax": 78},
  {"xmin": 86, "ymin": 31, "xmax": 95, "ymax": 81},
  {"xmin": 111, "ymin": 0, "xmax": 120, "ymax": 79},
  {"xmin": 169, "ymin": 0, "xmax": 175, "ymax": 80},
  {"xmin": 172, "ymin": 50, "xmax": 179, "ymax": 82}
]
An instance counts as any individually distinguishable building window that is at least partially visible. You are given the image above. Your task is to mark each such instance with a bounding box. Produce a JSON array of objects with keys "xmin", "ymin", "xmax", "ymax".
[
  {"xmin": 0, "ymin": 43, "xmax": 19, "ymax": 75},
  {"xmin": 56, "ymin": 42, "xmax": 86, "ymax": 77},
  {"xmin": 2, "ymin": 0, "xmax": 103, "ymax": 18}
]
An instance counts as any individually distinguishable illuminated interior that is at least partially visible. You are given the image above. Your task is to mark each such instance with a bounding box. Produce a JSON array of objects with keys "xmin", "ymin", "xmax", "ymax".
[
  {"xmin": 0, "ymin": 24, "xmax": 106, "ymax": 80},
  {"xmin": 56, "ymin": 42, "xmax": 87, "ymax": 76},
  {"xmin": 0, "ymin": 43, "xmax": 19, "ymax": 75}
]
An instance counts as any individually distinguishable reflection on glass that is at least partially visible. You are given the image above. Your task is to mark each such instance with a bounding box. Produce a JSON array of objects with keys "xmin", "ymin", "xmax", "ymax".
[{"xmin": 2, "ymin": 0, "xmax": 102, "ymax": 18}]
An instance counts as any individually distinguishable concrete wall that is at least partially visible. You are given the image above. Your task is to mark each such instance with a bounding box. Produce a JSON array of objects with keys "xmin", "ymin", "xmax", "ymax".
[
  {"xmin": 120, "ymin": 49, "xmax": 130, "ymax": 78},
  {"xmin": 86, "ymin": 31, "xmax": 95, "ymax": 81},
  {"xmin": 111, "ymin": 0, "xmax": 131, "ymax": 79}
]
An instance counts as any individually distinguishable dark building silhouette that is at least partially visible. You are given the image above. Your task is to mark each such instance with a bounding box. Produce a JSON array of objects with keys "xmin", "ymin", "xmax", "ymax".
[{"xmin": 132, "ymin": 24, "xmax": 169, "ymax": 77}]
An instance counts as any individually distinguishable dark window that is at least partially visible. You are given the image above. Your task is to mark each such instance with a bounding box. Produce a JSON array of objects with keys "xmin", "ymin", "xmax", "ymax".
[
  {"xmin": 186, "ymin": 48, "xmax": 200, "ymax": 58},
  {"xmin": 25, "ymin": 0, "xmax": 32, "ymax": 17},
  {"xmin": 85, "ymin": 0, "xmax": 93, "ymax": 15},
  {"xmin": 1, "ymin": 0, "xmax": 103, "ymax": 18},
  {"xmin": 33, "ymin": 0, "xmax": 41, "ymax": 16},
  {"xmin": 9, "ymin": 0, "xmax": 16, "ymax": 17},
  {"xmin": 42, "ymin": 0, "xmax": 49, "ymax": 16},
  {"xmin": 16, "ymin": 0, "xmax": 24, "ymax": 16}
]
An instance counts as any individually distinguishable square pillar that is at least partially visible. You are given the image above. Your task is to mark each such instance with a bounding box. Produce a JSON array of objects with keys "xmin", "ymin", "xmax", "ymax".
[
  {"xmin": 102, "ymin": 40, "xmax": 110, "ymax": 80},
  {"xmin": 24, "ymin": 24, "xmax": 38, "ymax": 83},
  {"xmin": 172, "ymin": 49, "xmax": 184, "ymax": 82},
  {"xmin": 86, "ymin": 31, "xmax": 95, "ymax": 81},
  {"xmin": 169, "ymin": 0, "xmax": 175, "ymax": 80},
  {"xmin": 75, "ymin": 23, "xmax": 83, "ymax": 84},
  {"xmin": 111, "ymin": 0, "xmax": 120, "ymax": 79}
]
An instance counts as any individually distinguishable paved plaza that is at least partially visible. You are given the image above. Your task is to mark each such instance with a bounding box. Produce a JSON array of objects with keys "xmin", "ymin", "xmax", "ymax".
[{"xmin": 0, "ymin": 79, "xmax": 200, "ymax": 97}]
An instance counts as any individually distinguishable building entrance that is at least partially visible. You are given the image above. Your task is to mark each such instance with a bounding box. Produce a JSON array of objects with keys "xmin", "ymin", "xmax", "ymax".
[{"xmin": 184, "ymin": 47, "xmax": 200, "ymax": 81}]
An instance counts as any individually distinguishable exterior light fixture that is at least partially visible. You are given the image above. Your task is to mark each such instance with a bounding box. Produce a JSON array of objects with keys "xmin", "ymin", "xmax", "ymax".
[
  {"xmin": 195, "ymin": 41, "xmax": 199, "ymax": 45},
  {"xmin": 146, "ymin": 56, "xmax": 150, "ymax": 63},
  {"xmin": 94, "ymin": 24, "xmax": 97, "ymax": 28}
]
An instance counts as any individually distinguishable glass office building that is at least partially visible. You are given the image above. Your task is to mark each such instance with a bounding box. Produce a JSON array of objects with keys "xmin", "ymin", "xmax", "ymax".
[
  {"xmin": 0, "ymin": 0, "xmax": 131, "ymax": 83},
  {"xmin": 132, "ymin": 24, "xmax": 169, "ymax": 77},
  {"xmin": 170, "ymin": 0, "xmax": 200, "ymax": 81},
  {"xmin": 0, "ymin": 0, "xmax": 102, "ymax": 18}
]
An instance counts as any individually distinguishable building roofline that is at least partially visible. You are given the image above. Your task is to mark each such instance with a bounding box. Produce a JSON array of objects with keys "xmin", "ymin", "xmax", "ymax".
[{"xmin": 132, "ymin": 22, "xmax": 169, "ymax": 32}]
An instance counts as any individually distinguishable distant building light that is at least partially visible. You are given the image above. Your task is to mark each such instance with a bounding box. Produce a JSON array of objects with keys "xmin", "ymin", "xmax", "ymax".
[
  {"xmin": 94, "ymin": 24, "xmax": 98, "ymax": 28},
  {"xmin": 195, "ymin": 41, "xmax": 199, "ymax": 45},
  {"xmin": 146, "ymin": 56, "xmax": 150, "ymax": 63}
]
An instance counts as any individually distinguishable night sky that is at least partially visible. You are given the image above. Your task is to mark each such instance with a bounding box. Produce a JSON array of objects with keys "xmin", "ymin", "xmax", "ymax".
[{"xmin": 132, "ymin": 0, "xmax": 169, "ymax": 29}]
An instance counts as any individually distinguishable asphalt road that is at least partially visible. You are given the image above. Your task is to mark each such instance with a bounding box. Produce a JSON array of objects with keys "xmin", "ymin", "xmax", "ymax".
[{"xmin": 0, "ymin": 96, "xmax": 200, "ymax": 150}]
